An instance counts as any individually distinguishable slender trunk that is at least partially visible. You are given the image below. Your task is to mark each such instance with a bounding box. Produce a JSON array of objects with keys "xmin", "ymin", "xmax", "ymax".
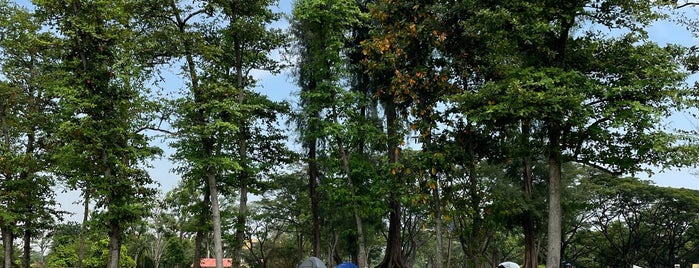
[
  {"xmin": 103, "ymin": 151, "xmax": 122, "ymax": 268},
  {"xmin": 3, "ymin": 226, "xmax": 13, "ymax": 268},
  {"xmin": 72, "ymin": 1, "xmax": 90, "ymax": 266},
  {"xmin": 309, "ymin": 138, "xmax": 321, "ymax": 257},
  {"xmin": 234, "ymin": 39, "xmax": 248, "ymax": 268},
  {"xmin": 235, "ymin": 184, "xmax": 248, "ymax": 265},
  {"xmin": 77, "ymin": 191, "xmax": 90, "ymax": 268},
  {"xmin": 377, "ymin": 101, "xmax": 406, "ymax": 268},
  {"xmin": 446, "ymin": 235, "xmax": 452, "ymax": 268},
  {"xmin": 432, "ymin": 184, "xmax": 444, "ymax": 268},
  {"xmin": 23, "ymin": 228, "xmax": 31, "ymax": 268},
  {"xmin": 331, "ymin": 99, "xmax": 367, "ymax": 268},
  {"xmin": 522, "ymin": 122, "xmax": 538, "ymax": 268},
  {"xmin": 545, "ymin": 121, "xmax": 562, "ymax": 268},
  {"xmin": 179, "ymin": 9, "xmax": 210, "ymax": 268},
  {"xmin": 207, "ymin": 170, "xmax": 224, "ymax": 268},
  {"xmin": 424, "ymin": 128, "xmax": 443, "ymax": 268},
  {"xmin": 297, "ymin": 233, "xmax": 304, "ymax": 261},
  {"xmin": 194, "ymin": 190, "xmax": 210, "ymax": 268},
  {"xmin": 337, "ymin": 144, "xmax": 369, "ymax": 268},
  {"xmin": 0, "ymin": 103, "xmax": 9, "ymax": 268}
]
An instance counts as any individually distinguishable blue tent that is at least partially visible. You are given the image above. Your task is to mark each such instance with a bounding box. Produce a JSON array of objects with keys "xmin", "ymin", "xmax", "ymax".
[{"xmin": 335, "ymin": 262, "xmax": 359, "ymax": 268}]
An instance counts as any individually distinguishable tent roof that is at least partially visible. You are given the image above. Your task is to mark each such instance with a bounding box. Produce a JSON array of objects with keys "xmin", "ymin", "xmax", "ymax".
[
  {"xmin": 498, "ymin": 262, "xmax": 520, "ymax": 268},
  {"xmin": 298, "ymin": 257, "xmax": 327, "ymax": 268}
]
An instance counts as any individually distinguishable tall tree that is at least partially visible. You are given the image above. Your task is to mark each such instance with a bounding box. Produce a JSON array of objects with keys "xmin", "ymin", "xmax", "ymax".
[
  {"xmin": 0, "ymin": 3, "xmax": 62, "ymax": 268},
  {"xmin": 33, "ymin": 1, "xmax": 161, "ymax": 268},
  {"xmin": 363, "ymin": 0, "xmax": 454, "ymax": 266},
  {"xmin": 455, "ymin": 1, "xmax": 694, "ymax": 266},
  {"xmin": 137, "ymin": 1, "xmax": 214, "ymax": 267},
  {"xmin": 197, "ymin": 1, "xmax": 290, "ymax": 267},
  {"xmin": 291, "ymin": 0, "xmax": 368, "ymax": 265}
]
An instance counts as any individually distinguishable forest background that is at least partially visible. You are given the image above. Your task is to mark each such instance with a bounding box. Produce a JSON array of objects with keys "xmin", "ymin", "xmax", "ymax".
[{"xmin": 3, "ymin": 0, "xmax": 699, "ymax": 268}]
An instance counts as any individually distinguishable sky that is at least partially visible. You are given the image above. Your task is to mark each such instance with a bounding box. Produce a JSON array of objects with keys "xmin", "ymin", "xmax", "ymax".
[{"xmin": 8, "ymin": 0, "xmax": 699, "ymax": 221}]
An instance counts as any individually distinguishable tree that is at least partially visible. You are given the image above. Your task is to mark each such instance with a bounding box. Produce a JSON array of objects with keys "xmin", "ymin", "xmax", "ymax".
[
  {"xmin": 363, "ymin": 0, "xmax": 460, "ymax": 266},
  {"xmin": 450, "ymin": 1, "xmax": 693, "ymax": 266},
  {"xmin": 291, "ymin": 0, "xmax": 370, "ymax": 266},
  {"xmin": 135, "ymin": 1, "xmax": 214, "ymax": 266},
  {"xmin": 33, "ymin": 1, "xmax": 161, "ymax": 268},
  {"xmin": 201, "ymin": 1, "xmax": 291, "ymax": 266},
  {"xmin": 0, "ymin": 3, "xmax": 63, "ymax": 268}
]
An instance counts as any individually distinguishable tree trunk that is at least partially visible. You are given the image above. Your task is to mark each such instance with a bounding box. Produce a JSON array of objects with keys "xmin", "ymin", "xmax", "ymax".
[
  {"xmin": 332, "ymin": 99, "xmax": 368, "ymax": 268},
  {"xmin": 545, "ymin": 121, "xmax": 562, "ymax": 268},
  {"xmin": 3, "ymin": 225, "xmax": 13, "ymax": 268},
  {"xmin": 235, "ymin": 183, "xmax": 248, "ymax": 266},
  {"xmin": 108, "ymin": 221, "xmax": 122, "ymax": 268},
  {"xmin": 433, "ymin": 185, "xmax": 444, "ymax": 268},
  {"xmin": 233, "ymin": 38, "xmax": 249, "ymax": 268},
  {"xmin": 23, "ymin": 228, "xmax": 31, "ymax": 268},
  {"xmin": 309, "ymin": 133, "xmax": 321, "ymax": 257},
  {"xmin": 207, "ymin": 171, "xmax": 225, "ymax": 268},
  {"xmin": 193, "ymin": 190, "xmax": 210, "ymax": 268},
  {"xmin": 377, "ymin": 101, "xmax": 406, "ymax": 268},
  {"xmin": 77, "ymin": 190, "xmax": 90, "ymax": 268},
  {"xmin": 446, "ymin": 235, "xmax": 452, "ymax": 268},
  {"xmin": 522, "ymin": 122, "xmax": 538, "ymax": 268}
]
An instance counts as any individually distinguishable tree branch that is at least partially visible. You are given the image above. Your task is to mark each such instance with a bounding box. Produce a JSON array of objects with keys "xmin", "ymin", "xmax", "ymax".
[
  {"xmin": 677, "ymin": 2, "xmax": 699, "ymax": 9},
  {"xmin": 573, "ymin": 159, "xmax": 623, "ymax": 176},
  {"xmin": 135, "ymin": 126, "xmax": 175, "ymax": 135}
]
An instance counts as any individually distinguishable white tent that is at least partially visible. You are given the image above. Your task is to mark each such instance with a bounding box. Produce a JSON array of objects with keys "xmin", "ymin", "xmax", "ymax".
[
  {"xmin": 498, "ymin": 262, "xmax": 520, "ymax": 268},
  {"xmin": 298, "ymin": 257, "xmax": 327, "ymax": 268}
]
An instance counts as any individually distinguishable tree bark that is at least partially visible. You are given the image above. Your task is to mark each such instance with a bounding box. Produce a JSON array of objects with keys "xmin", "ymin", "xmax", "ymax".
[
  {"xmin": 23, "ymin": 228, "xmax": 31, "ymax": 268},
  {"xmin": 545, "ymin": 121, "xmax": 562, "ymax": 268},
  {"xmin": 309, "ymin": 138, "xmax": 321, "ymax": 257},
  {"xmin": 193, "ymin": 190, "xmax": 210, "ymax": 268},
  {"xmin": 331, "ymin": 97, "xmax": 368, "ymax": 268},
  {"xmin": 522, "ymin": 122, "xmax": 538, "ymax": 268},
  {"xmin": 77, "ymin": 191, "xmax": 90, "ymax": 268},
  {"xmin": 377, "ymin": 101, "xmax": 406, "ymax": 268},
  {"xmin": 108, "ymin": 220, "xmax": 122, "ymax": 268},
  {"xmin": 2, "ymin": 225, "xmax": 13, "ymax": 268},
  {"xmin": 432, "ymin": 184, "xmax": 444, "ymax": 268},
  {"xmin": 233, "ymin": 38, "xmax": 249, "ymax": 268},
  {"xmin": 207, "ymin": 170, "xmax": 225, "ymax": 268}
]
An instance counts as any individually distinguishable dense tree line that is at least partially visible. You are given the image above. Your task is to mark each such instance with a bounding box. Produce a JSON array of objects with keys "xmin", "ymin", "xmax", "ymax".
[{"xmin": 2, "ymin": 0, "xmax": 699, "ymax": 268}]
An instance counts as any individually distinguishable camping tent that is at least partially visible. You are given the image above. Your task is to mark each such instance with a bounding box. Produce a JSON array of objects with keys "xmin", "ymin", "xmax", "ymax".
[{"xmin": 298, "ymin": 257, "xmax": 327, "ymax": 268}]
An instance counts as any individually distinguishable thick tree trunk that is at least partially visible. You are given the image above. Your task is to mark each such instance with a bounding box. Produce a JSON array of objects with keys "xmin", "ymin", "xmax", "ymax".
[
  {"xmin": 545, "ymin": 122, "xmax": 562, "ymax": 268},
  {"xmin": 2, "ymin": 225, "xmax": 13, "ymax": 268},
  {"xmin": 545, "ymin": 18, "xmax": 570, "ymax": 267},
  {"xmin": 108, "ymin": 221, "xmax": 122, "ymax": 268},
  {"xmin": 377, "ymin": 102, "xmax": 406, "ymax": 268}
]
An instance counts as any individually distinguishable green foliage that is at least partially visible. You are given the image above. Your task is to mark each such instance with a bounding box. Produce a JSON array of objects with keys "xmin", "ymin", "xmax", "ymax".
[
  {"xmin": 46, "ymin": 225, "xmax": 136, "ymax": 268},
  {"xmin": 161, "ymin": 237, "xmax": 186, "ymax": 268}
]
